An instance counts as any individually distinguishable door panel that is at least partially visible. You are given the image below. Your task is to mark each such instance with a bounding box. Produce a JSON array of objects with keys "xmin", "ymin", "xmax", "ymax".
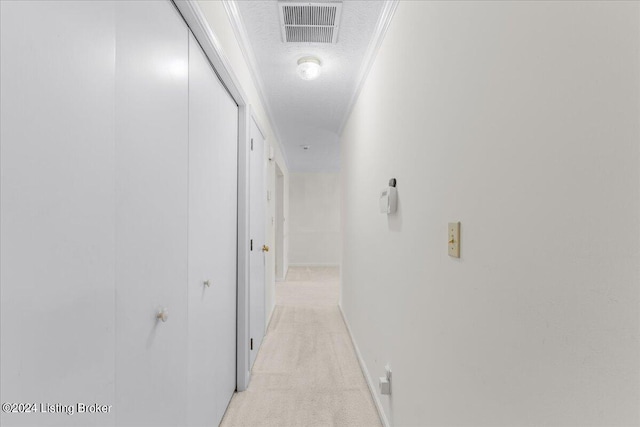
[
  {"xmin": 114, "ymin": 2, "xmax": 189, "ymax": 426},
  {"xmin": 0, "ymin": 2, "xmax": 116, "ymax": 426},
  {"xmin": 187, "ymin": 33, "xmax": 238, "ymax": 427},
  {"xmin": 249, "ymin": 121, "xmax": 266, "ymax": 369}
]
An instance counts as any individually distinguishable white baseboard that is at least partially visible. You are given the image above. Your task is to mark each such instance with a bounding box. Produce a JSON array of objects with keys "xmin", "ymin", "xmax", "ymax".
[
  {"xmin": 275, "ymin": 266, "xmax": 288, "ymax": 282},
  {"xmin": 339, "ymin": 305, "xmax": 390, "ymax": 427},
  {"xmin": 266, "ymin": 301, "xmax": 276, "ymax": 332},
  {"xmin": 288, "ymin": 263, "xmax": 341, "ymax": 267},
  {"xmin": 276, "ymin": 265, "xmax": 289, "ymax": 282}
]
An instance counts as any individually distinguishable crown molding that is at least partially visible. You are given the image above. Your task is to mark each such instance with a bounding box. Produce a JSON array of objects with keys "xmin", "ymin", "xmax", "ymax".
[
  {"xmin": 173, "ymin": 0, "xmax": 248, "ymax": 107},
  {"xmin": 338, "ymin": 0, "xmax": 399, "ymax": 137},
  {"xmin": 222, "ymin": 0, "xmax": 291, "ymax": 169}
]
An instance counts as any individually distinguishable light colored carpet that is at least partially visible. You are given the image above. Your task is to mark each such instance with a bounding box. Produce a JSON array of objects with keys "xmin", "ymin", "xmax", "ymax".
[{"xmin": 220, "ymin": 266, "xmax": 382, "ymax": 427}]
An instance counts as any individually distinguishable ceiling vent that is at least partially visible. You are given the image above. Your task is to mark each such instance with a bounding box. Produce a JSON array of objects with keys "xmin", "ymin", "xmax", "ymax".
[{"xmin": 278, "ymin": 2, "xmax": 343, "ymax": 44}]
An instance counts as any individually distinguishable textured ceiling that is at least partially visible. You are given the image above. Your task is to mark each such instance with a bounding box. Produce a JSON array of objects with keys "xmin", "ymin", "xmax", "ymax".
[{"xmin": 235, "ymin": 0, "xmax": 385, "ymax": 172}]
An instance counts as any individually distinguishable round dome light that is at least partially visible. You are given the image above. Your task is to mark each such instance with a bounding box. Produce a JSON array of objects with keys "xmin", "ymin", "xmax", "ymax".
[{"xmin": 297, "ymin": 57, "xmax": 321, "ymax": 81}]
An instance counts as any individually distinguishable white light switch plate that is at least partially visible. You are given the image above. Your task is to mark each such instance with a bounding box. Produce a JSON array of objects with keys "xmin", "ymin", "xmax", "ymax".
[{"xmin": 448, "ymin": 222, "xmax": 460, "ymax": 258}]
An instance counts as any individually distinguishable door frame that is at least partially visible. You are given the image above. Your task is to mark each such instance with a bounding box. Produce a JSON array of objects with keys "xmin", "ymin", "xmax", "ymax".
[
  {"xmin": 275, "ymin": 163, "xmax": 286, "ymax": 281},
  {"xmin": 173, "ymin": 0, "xmax": 265, "ymax": 392}
]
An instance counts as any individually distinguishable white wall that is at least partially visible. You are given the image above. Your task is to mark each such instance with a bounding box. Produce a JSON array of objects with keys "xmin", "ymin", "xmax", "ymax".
[
  {"xmin": 289, "ymin": 173, "xmax": 341, "ymax": 266},
  {"xmin": 198, "ymin": 1, "xmax": 289, "ymax": 325},
  {"xmin": 341, "ymin": 2, "xmax": 640, "ymax": 426}
]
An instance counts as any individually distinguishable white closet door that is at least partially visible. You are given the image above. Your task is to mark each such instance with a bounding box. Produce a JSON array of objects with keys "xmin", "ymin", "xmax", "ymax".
[
  {"xmin": 187, "ymin": 33, "xmax": 239, "ymax": 427},
  {"xmin": 114, "ymin": 2, "xmax": 189, "ymax": 426},
  {"xmin": 249, "ymin": 120, "xmax": 267, "ymax": 369},
  {"xmin": 0, "ymin": 2, "xmax": 116, "ymax": 426}
]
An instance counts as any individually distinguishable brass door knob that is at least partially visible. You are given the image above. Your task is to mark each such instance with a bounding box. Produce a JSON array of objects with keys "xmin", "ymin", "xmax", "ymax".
[{"xmin": 262, "ymin": 245, "xmax": 269, "ymax": 252}]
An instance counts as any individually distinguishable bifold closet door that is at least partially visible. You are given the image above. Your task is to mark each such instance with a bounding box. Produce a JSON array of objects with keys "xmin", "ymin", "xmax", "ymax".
[
  {"xmin": 114, "ymin": 2, "xmax": 189, "ymax": 426},
  {"xmin": 0, "ymin": 2, "xmax": 117, "ymax": 426},
  {"xmin": 2, "ymin": 2, "xmax": 239, "ymax": 426},
  {"xmin": 187, "ymin": 33, "xmax": 239, "ymax": 427}
]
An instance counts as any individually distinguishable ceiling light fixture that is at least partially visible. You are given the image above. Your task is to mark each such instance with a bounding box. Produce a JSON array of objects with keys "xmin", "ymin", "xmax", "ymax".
[{"xmin": 297, "ymin": 57, "xmax": 321, "ymax": 80}]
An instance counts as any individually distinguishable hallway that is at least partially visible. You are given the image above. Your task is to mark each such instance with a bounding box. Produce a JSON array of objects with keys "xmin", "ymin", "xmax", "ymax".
[
  {"xmin": 1, "ymin": 1, "xmax": 639, "ymax": 426},
  {"xmin": 221, "ymin": 267, "xmax": 381, "ymax": 427}
]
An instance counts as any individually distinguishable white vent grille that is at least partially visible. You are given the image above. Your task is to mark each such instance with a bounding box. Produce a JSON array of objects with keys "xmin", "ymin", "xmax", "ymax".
[{"xmin": 278, "ymin": 2, "xmax": 343, "ymax": 43}]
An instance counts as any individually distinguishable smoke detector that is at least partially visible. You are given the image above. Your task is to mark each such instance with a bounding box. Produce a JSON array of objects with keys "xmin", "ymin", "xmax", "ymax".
[{"xmin": 278, "ymin": 2, "xmax": 343, "ymax": 43}]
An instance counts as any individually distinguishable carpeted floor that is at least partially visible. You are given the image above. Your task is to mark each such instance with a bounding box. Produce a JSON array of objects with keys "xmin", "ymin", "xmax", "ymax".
[{"xmin": 220, "ymin": 266, "xmax": 382, "ymax": 427}]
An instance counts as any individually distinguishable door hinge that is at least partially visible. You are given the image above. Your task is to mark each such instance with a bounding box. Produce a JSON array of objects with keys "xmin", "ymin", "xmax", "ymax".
[
  {"xmin": 250, "ymin": 239, "xmax": 253, "ymax": 251},
  {"xmin": 251, "ymin": 138, "xmax": 254, "ymax": 151},
  {"xmin": 250, "ymin": 338, "xmax": 253, "ymax": 350}
]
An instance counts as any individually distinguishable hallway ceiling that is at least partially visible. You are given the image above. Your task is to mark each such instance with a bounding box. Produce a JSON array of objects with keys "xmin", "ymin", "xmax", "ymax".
[{"xmin": 234, "ymin": 1, "xmax": 386, "ymax": 172}]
